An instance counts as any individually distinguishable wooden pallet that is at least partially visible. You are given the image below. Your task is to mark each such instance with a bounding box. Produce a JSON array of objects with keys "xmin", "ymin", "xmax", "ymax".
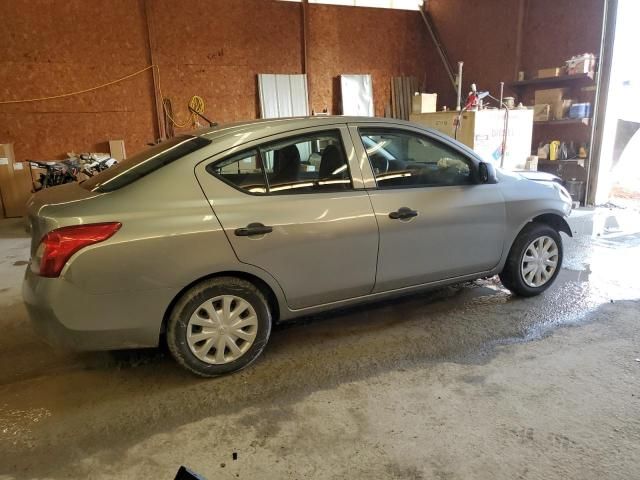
[{"xmin": 390, "ymin": 76, "xmax": 419, "ymax": 120}]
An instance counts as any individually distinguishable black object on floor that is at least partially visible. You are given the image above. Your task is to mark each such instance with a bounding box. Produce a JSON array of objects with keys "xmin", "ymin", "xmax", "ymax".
[{"xmin": 175, "ymin": 466, "xmax": 207, "ymax": 480}]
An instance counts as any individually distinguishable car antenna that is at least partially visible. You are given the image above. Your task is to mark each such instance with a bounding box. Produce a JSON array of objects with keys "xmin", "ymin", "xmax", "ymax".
[{"xmin": 189, "ymin": 106, "xmax": 217, "ymax": 127}]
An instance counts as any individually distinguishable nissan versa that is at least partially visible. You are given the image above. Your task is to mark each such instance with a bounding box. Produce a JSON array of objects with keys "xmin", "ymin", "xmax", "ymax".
[{"xmin": 23, "ymin": 117, "xmax": 573, "ymax": 376}]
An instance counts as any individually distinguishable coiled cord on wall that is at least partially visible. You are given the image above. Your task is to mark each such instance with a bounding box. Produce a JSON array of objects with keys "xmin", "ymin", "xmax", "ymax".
[
  {"xmin": 163, "ymin": 95, "xmax": 206, "ymax": 129},
  {"xmin": 0, "ymin": 65, "xmax": 155, "ymax": 105}
]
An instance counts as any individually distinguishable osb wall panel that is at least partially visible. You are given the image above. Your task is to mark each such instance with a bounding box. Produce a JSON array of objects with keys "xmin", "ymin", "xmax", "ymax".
[
  {"xmin": 520, "ymin": 0, "xmax": 605, "ymax": 75},
  {"xmin": 426, "ymin": 0, "xmax": 605, "ymax": 106},
  {"xmin": 307, "ymin": 4, "xmax": 435, "ymax": 116},
  {"xmin": 0, "ymin": 0, "xmax": 157, "ymax": 161},
  {"xmin": 0, "ymin": 0, "xmax": 437, "ymax": 160},
  {"xmin": 150, "ymin": 0, "xmax": 303, "ymax": 126},
  {"xmin": 426, "ymin": 0, "xmax": 604, "ymax": 152},
  {"xmin": 521, "ymin": 0, "xmax": 604, "ymax": 146},
  {"xmin": 427, "ymin": 0, "xmax": 522, "ymax": 107}
]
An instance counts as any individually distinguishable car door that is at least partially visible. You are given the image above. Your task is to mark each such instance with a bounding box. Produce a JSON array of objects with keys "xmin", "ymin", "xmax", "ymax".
[
  {"xmin": 195, "ymin": 125, "xmax": 379, "ymax": 310},
  {"xmin": 349, "ymin": 123, "xmax": 507, "ymax": 292}
]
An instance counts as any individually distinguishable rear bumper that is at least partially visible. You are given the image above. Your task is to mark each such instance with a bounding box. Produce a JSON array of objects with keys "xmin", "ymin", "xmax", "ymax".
[{"xmin": 22, "ymin": 267, "xmax": 170, "ymax": 351}]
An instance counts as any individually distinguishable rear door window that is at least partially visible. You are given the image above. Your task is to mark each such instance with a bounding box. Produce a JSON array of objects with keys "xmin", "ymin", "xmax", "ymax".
[
  {"xmin": 207, "ymin": 130, "xmax": 352, "ymax": 195},
  {"xmin": 261, "ymin": 131, "xmax": 351, "ymax": 194},
  {"xmin": 207, "ymin": 150, "xmax": 267, "ymax": 194}
]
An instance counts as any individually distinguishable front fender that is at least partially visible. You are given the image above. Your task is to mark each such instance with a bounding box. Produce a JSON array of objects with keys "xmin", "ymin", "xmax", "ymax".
[
  {"xmin": 497, "ymin": 211, "xmax": 572, "ymax": 273},
  {"xmin": 533, "ymin": 213, "xmax": 572, "ymax": 237}
]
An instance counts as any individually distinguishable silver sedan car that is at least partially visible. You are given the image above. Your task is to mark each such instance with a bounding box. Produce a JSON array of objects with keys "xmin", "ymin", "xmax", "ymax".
[{"xmin": 23, "ymin": 117, "xmax": 573, "ymax": 376}]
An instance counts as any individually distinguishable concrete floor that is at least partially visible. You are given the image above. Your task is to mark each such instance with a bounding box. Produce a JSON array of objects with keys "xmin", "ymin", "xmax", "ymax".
[{"xmin": 0, "ymin": 208, "xmax": 639, "ymax": 480}]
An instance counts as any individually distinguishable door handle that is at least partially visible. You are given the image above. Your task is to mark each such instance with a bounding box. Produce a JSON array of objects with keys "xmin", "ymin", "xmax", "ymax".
[
  {"xmin": 389, "ymin": 207, "xmax": 418, "ymax": 220},
  {"xmin": 234, "ymin": 222, "xmax": 273, "ymax": 237}
]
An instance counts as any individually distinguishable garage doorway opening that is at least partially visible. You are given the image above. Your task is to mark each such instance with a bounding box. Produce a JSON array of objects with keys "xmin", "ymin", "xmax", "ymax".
[{"xmin": 596, "ymin": 0, "xmax": 640, "ymax": 209}]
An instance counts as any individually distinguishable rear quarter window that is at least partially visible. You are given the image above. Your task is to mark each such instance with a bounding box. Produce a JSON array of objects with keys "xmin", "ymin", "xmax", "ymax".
[{"xmin": 82, "ymin": 136, "xmax": 211, "ymax": 193}]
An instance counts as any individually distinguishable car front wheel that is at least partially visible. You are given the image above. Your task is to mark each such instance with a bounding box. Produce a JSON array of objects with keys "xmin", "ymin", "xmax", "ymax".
[
  {"xmin": 167, "ymin": 277, "xmax": 272, "ymax": 377},
  {"xmin": 499, "ymin": 222, "xmax": 563, "ymax": 297}
]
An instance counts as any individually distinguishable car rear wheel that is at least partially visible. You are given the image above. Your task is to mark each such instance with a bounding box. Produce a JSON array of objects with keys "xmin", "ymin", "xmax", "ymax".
[
  {"xmin": 499, "ymin": 222, "xmax": 563, "ymax": 297},
  {"xmin": 167, "ymin": 277, "xmax": 272, "ymax": 377}
]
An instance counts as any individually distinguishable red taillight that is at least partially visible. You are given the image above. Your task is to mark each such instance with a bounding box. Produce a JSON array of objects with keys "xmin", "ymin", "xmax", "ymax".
[{"xmin": 36, "ymin": 222, "xmax": 122, "ymax": 278}]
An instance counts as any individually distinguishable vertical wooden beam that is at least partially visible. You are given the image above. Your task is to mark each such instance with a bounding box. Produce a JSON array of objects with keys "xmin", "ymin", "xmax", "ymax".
[
  {"xmin": 144, "ymin": 0, "xmax": 166, "ymax": 141},
  {"xmin": 301, "ymin": 0, "xmax": 312, "ymax": 113},
  {"xmin": 514, "ymin": 0, "xmax": 527, "ymax": 81},
  {"xmin": 391, "ymin": 78, "xmax": 397, "ymax": 118}
]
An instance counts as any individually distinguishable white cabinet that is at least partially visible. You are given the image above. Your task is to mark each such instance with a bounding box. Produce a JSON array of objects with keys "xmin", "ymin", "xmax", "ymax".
[{"xmin": 410, "ymin": 109, "xmax": 534, "ymax": 170}]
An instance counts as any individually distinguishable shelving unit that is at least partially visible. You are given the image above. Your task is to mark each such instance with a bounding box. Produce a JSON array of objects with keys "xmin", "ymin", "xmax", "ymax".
[
  {"xmin": 513, "ymin": 70, "xmax": 597, "ymax": 206},
  {"xmin": 537, "ymin": 158, "xmax": 589, "ymax": 190},
  {"xmin": 510, "ymin": 73, "xmax": 595, "ymax": 90},
  {"xmin": 538, "ymin": 157, "xmax": 588, "ymax": 166},
  {"xmin": 534, "ymin": 118, "xmax": 591, "ymax": 126}
]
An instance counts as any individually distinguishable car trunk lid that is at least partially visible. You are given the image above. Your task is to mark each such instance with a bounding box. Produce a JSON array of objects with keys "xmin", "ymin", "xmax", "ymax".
[{"xmin": 26, "ymin": 182, "xmax": 101, "ymax": 254}]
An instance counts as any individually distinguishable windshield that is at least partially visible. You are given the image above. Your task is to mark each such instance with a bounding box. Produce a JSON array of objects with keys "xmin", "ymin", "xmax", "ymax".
[{"xmin": 81, "ymin": 135, "xmax": 211, "ymax": 193}]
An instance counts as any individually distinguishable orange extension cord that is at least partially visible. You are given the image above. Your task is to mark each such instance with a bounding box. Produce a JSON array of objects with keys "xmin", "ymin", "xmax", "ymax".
[{"xmin": 0, "ymin": 65, "xmax": 204, "ymax": 128}]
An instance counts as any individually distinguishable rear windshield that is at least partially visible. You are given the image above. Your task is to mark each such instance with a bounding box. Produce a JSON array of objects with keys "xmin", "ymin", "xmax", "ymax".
[{"xmin": 81, "ymin": 135, "xmax": 211, "ymax": 193}]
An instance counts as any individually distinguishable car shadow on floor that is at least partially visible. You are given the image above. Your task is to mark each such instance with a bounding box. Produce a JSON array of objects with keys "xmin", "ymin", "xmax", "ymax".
[{"xmin": 88, "ymin": 280, "xmax": 502, "ymax": 371}]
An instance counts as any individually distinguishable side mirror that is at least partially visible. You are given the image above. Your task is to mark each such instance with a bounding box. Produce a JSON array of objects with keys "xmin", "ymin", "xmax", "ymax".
[{"xmin": 478, "ymin": 162, "xmax": 489, "ymax": 183}]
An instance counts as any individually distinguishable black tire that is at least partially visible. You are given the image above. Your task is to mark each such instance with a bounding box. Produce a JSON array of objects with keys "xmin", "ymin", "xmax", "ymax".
[
  {"xmin": 167, "ymin": 277, "xmax": 272, "ymax": 377},
  {"xmin": 499, "ymin": 222, "xmax": 563, "ymax": 297}
]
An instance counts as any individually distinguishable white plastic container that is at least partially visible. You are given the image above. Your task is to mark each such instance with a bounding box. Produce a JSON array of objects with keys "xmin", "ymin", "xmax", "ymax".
[{"xmin": 412, "ymin": 93, "xmax": 438, "ymax": 114}]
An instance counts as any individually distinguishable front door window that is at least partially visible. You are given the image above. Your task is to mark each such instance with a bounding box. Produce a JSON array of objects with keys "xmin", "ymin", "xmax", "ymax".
[{"xmin": 360, "ymin": 129, "xmax": 474, "ymax": 188}]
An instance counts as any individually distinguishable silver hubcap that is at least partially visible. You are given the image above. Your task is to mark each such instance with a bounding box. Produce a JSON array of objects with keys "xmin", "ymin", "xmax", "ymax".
[
  {"xmin": 186, "ymin": 295, "xmax": 258, "ymax": 365},
  {"xmin": 521, "ymin": 235, "xmax": 559, "ymax": 288}
]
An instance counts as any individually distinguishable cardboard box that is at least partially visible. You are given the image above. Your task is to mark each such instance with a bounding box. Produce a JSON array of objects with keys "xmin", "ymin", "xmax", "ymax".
[
  {"xmin": 109, "ymin": 140, "xmax": 127, "ymax": 161},
  {"xmin": 538, "ymin": 143, "xmax": 549, "ymax": 159},
  {"xmin": 525, "ymin": 155, "xmax": 539, "ymax": 171},
  {"xmin": 534, "ymin": 88, "xmax": 567, "ymax": 106},
  {"xmin": 535, "ymin": 88, "xmax": 568, "ymax": 120},
  {"xmin": 0, "ymin": 144, "xmax": 34, "ymax": 218},
  {"xmin": 537, "ymin": 67, "xmax": 563, "ymax": 78},
  {"xmin": 411, "ymin": 93, "xmax": 437, "ymax": 114},
  {"xmin": 556, "ymin": 99, "xmax": 573, "ymax": 120},
  {"xmin": 534, "ymin": 104, "xmax": 551, "ymax": 122}
]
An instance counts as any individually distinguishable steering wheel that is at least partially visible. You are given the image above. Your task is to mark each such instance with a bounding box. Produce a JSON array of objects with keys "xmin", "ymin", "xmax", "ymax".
[{"xmin": 372, "ymin": 155, "xmax": 389, "ymax": 173}]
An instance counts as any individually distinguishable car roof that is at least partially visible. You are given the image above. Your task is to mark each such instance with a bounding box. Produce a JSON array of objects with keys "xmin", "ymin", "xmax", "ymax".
[
  {"xmin": 193, "ymin": 116, "xmax": 419, "ymax": 141},
  {"xmin": 190, "ymin": 115, "xmax": 483, "ymax": 165}
]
